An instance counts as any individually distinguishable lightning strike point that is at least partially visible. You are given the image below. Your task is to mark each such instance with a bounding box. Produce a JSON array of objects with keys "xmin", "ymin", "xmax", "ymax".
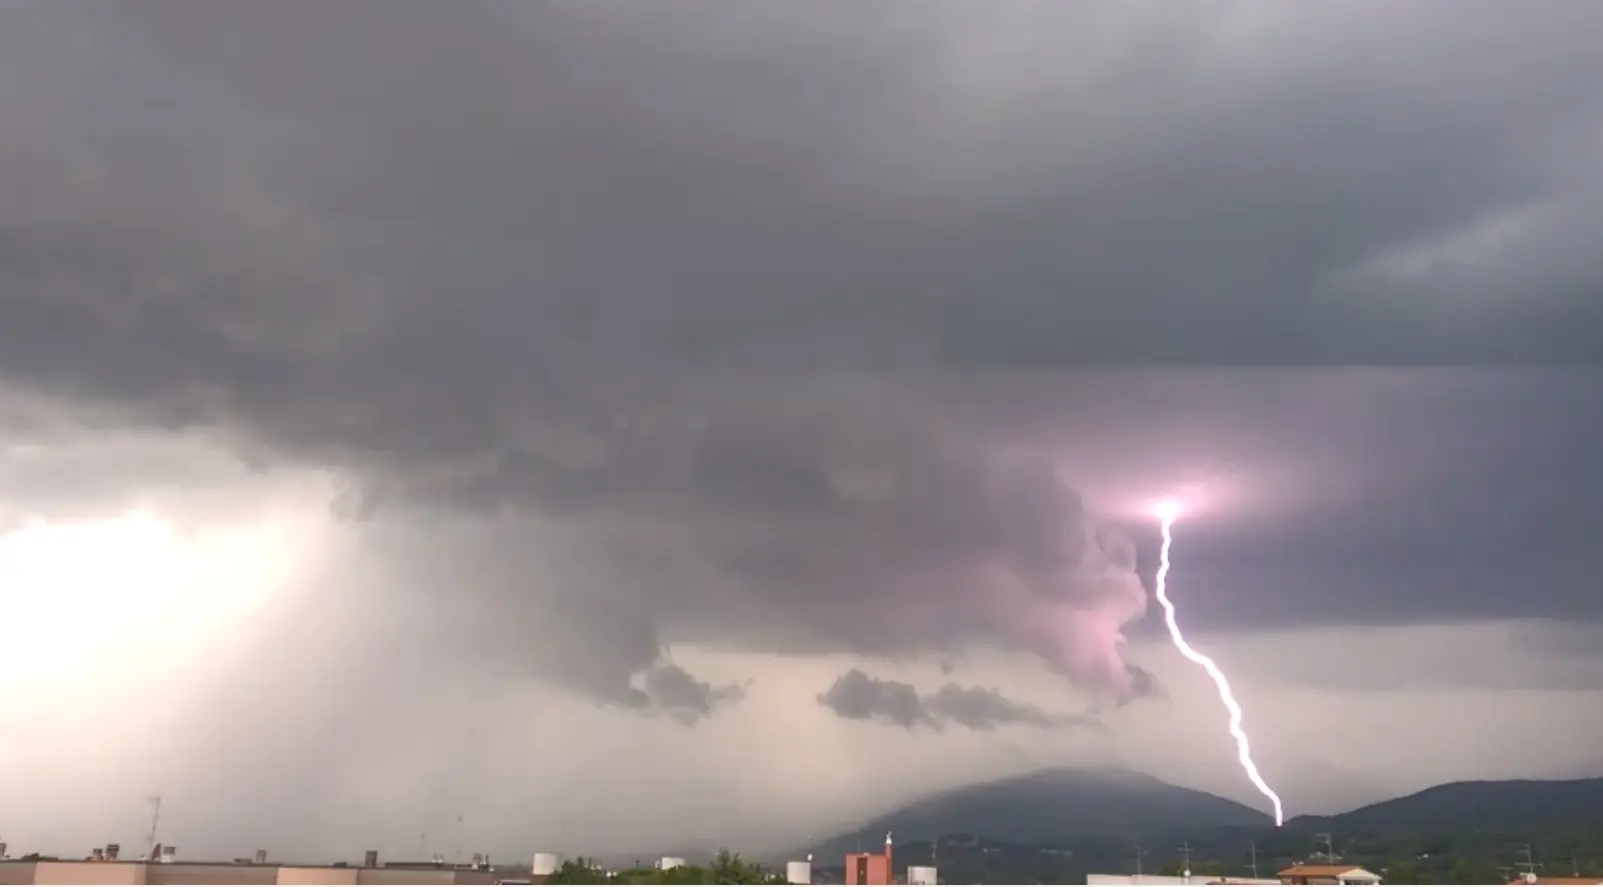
[
  {"xmin": 1152, "ymin": 498, "xmax": 1182, "ymax": 522},
  {"xmin": 1154, "ymin": 506, "xmax": 1285, "ymax": 827}
]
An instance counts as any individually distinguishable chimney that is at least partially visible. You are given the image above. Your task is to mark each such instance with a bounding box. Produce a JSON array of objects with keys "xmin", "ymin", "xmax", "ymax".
[
  {"xmin": 471, "ymin": 853, "xmax": 483, "ymax": 870},
  {"xmin": 364, "ymin": 850, "xmax": 379, "ymax": 869},
  {"xmin": 254, "ymin": 850, "xmax": 267, "ymax": 865},
  {"xmin": 884, "ymin": 832, "xmax": 893, "ymax": 876},
  {"xmin": 106, "ymin": 844, "xmax": 120, "ymax": 861},
  {"xmin": 91, "ymin": 848, "xmax": 105, "ymax": 862}
]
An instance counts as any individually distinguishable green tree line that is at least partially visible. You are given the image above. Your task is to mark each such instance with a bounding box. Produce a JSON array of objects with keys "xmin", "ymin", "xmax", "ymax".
[{"xmin": 545, "ymin": 850, "xmax": 786, "ymax": 884}]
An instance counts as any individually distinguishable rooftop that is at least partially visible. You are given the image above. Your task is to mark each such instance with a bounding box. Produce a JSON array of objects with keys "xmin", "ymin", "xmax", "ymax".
[
  {"xmin": 0, "ymin": 857, "xmax": 512, "ymax": 885},
  {"xmin": 1278, "ymin": 865, "xmax": 1370, "ymax": 876}
]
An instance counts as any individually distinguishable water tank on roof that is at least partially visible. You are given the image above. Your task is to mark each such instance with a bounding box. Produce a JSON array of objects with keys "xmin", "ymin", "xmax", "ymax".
[
  {"xmin": 785, "ymin": 860, "xmax": 812, "ymax": 884},
  {"xmin": 531, "ymin": 853, "xmax": 559, "ymax": 876},
  {"xmin": 659, "ymin": 856, "xmax": 685, "ymax": 870},
  {"xmin": 907, "ymin": 865, "xmax": 937, "ymax": 885}
]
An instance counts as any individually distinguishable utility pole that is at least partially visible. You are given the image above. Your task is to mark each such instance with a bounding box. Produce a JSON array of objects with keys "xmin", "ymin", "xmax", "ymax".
[
  {"xmin": 1133, "ymin": 841, "xmax": 1147, "ymax": 879},
  {"xmin": 1316, "ymin": 833, "xmax": 1335, "ymax": 862},
  {"xmin": 1249, "ymin": 841, "xmax": 1259, "ymax": 879},
  {"xmin": 1178, "ymin": 841, "xmax": 1193, "ymax": 878}
]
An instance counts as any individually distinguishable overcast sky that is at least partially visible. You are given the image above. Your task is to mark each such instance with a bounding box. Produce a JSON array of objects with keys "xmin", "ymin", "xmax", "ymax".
[{"xmin": 3, "ymin": 0, "xmax": 1602, "ymax": 865}]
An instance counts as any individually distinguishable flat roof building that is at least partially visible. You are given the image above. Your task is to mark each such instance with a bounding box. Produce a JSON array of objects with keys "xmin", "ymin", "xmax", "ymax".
[
  {"xmin": 1087, "ymin": 876, "xmax": 1280, "ymax": 885},
  {"xmin": 0, "ymin": 860, "xmax": 504, "ymax": 886},
  {"xmin": 845, "ymin": 834, "xmax": 894, "ymax": 886}
]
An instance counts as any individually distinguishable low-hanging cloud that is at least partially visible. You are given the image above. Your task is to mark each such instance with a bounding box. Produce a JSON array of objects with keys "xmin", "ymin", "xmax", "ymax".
[
  {"xmin": 291, "ymin": 378, "xmax": 1159, "ymax": 714},
  {"xmin": 1120, "ymin": 665, "xmax": 1166, "ymax": 706},
  {"xmin": 817, "ymin": 669, "xmax": 1106, "ymax": 732},
  {"xmin": 636, "ymin": 662, "xmax": 749, "ymax": 726},
  {"xmin": 818, "ymin": 670, "xmax": 939, "ymax": 730}
]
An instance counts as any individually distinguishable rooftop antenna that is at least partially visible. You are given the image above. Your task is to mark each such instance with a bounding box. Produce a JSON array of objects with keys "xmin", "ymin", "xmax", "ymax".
[
  {"xmin": 1178, "ymin": 841, "xmax": 1193, "ymax": 879},
  {"xmin": 1517, "ymin": 844, "xmax": 1543, "ymax": 879},
  {"xmin": 144, "ymin": 796, "xmax": 162, "ymax": 860},
  {"xmin": 453, "ymin": 814, "xmax": 463, "ymax": 866}
]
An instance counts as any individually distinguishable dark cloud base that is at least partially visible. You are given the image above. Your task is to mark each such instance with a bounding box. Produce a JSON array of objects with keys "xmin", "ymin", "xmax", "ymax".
[{"xmin": 817, "ymin": 668, "xmax": 1108, "ymax": 733}]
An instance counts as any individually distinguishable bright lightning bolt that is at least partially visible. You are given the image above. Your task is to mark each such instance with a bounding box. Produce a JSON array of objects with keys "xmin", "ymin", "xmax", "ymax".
[{"xmin": 1152, "ymin": 499, "xmax": 1285, "ymax": 827}]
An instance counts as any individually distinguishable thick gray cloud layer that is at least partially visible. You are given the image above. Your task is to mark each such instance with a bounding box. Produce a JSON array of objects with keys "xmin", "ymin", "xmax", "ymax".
[
  {"xmin": 817, "ymin": 669, "xmax": 1099, "ymax": 732},
  {"xmin": 5, "ymin": 0, "xmax": 1600, "ymax": 382},
  {"xmin": 1, "ymin": 2, "xmax": 1600, "ymax": 723}
]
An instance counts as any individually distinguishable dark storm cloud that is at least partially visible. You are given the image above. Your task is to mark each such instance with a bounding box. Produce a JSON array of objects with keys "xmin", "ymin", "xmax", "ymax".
[
  {"xmin": 2, "ymin": 1, "xmax": 1603, "ymax": 710},
  {"xmin": 923, "ymin": 684, "xmax": 1097, "ymax": 732},
  {"xmin": 818, "ymin": 670, "xmax": 939, "ymax": 731},
  {"xmin": 817, "ymin": 669, "xmax": 1101, "ymax": 732},
  {"xmin": 639, "ymin": 662, "xmax": 748, "ymax": 726}
]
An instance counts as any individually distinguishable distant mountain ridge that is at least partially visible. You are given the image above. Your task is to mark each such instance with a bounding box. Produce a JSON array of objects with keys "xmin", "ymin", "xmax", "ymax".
[
  {"xmin": 1290, "ymin": 776, "xmax": 1603, "ymax": 834},
  {"xmin": 815, "ymin": 766, "xmax": 1270, "ymax": 858},
  {"xmin": 815, "ymin": 769, "xmax": 1603, "ymax": 859}
]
